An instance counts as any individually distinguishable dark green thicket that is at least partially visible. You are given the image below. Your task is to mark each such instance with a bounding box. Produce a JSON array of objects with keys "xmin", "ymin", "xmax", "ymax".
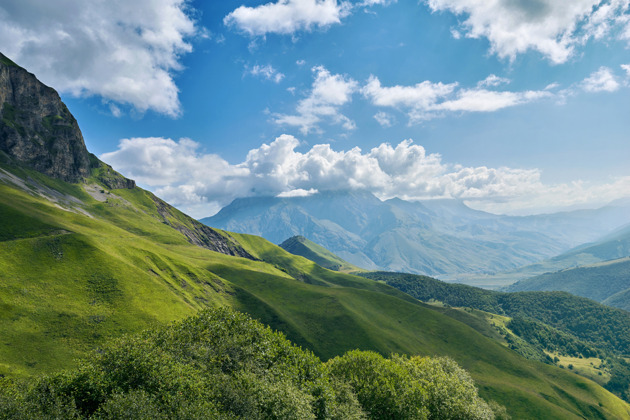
[{"xmin": 0, "ymin": 308, "xmax": 502, "ymax": 420}]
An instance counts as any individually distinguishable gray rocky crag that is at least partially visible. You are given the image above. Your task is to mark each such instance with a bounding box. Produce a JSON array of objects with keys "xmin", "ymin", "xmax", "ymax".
[{"xmin": 0, "ymin": 53, "xmax": 92, "ymax": 182}]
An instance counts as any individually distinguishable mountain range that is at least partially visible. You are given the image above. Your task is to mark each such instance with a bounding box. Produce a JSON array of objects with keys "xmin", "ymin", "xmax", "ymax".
[{"xmin": 202, "ymin": 191, "xmax": 630, "ymax": 285}]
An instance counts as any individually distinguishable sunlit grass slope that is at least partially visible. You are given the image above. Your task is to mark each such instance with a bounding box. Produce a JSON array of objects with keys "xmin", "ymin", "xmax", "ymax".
[
  {"xmin": 0, "ymin": 163, "xmax": 629, "ymax": 419},
  {"xmin": 279, "ymin": 235, "xmax": 364, "ymax": 273}
]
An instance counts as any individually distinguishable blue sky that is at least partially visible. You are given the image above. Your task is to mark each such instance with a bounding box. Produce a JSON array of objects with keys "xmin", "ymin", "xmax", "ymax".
[{"xmin": 2, "ymin": 0, "xmax": 630, "ymax": 217}]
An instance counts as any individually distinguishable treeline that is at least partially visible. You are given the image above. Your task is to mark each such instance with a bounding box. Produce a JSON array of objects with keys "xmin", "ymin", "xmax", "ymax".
[{"xmin": 0, "ymin": 308, "xmax": 506, "ymax": 420}]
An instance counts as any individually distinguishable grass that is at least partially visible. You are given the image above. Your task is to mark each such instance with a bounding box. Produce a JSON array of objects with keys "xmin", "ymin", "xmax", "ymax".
[
  {"xmin": 279, "ymin": 235, "xmax": 365, "ymax": 273},
  {"xmin": 0, "ymin": 54, "xmax": 18, "ymax": 67},
  {"xmin": 555, "ymin": 355, "xmax": 611, "ymax": 384},
  {"xmin": 0, "ymin": 163, "xmax": 629, "ymax": 418}
]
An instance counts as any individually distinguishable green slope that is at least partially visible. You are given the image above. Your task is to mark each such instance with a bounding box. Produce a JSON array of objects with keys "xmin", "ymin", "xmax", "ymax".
[
  {"xmin": 359, "ymin": 271, "xmax": 630, "ymax": 401},
  {"xmin": 506, "ymin": 257, "xmax": 630, "ymax": 311},
  {"xmin": 1, "ymin": 165, "xmax": 629, "ymax": 418},
  {"xmin": 279, "ymin": 235, "xmax": 364, "ymax": 273}
]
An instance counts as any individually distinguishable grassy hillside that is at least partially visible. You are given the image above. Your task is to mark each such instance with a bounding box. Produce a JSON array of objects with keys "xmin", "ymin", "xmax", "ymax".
[
  {"xmin": 359, "ymin": 271, "xmax": 630, "ymax": 401},
  {"xmin": 279, "ymin": 235, "xmax": 364, "ymax": 273},
  {"xmin": 1, "ymin": 164, "xmax": 629, "ymax": 418},
  {"xmin": 505, "ymin": 257, "xmax": 630, "ymax": 311}
]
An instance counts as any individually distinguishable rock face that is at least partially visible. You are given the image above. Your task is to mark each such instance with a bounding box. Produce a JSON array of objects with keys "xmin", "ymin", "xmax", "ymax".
[
  {"xmin": 151, "ymin": 193, "xmax": 255, "ymax": 260},
  {"xmin": 0, "ymin": 53, "xmax": 91, "ymax": 182}
]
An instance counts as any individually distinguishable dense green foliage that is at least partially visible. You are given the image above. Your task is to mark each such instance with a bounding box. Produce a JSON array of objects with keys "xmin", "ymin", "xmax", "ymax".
[
  {"xmin": 0, "ymin": 308, "xmax": 501, "ymax": 419},
  {"xmin": 328, "ymin": 351, "xmax": 503, "ymax": 420},
  {"xmin": 506, "ymin": 317, "xmax": 600, "ymax": 359}
]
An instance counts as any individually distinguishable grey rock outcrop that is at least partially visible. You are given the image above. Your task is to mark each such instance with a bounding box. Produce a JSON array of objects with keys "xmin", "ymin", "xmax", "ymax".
[{"xmin": 0, "ymin": 53, "xmax": 91, "ymax": 182}]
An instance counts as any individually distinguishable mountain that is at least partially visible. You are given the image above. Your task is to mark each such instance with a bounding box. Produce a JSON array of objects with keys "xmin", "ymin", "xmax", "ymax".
[
  {"xmin": 279, "ymin": 235, "xmax": 363, "ymax": 273},
  {"xmin": 504, "ymin": 257, "xmax": 630, "ymax": 311},
  {"xmin": 202, "ymin": 191, "xmax": 630, "ymax": 282},
  {"xmin": 0, "ymin": 53, "xmax": 92, "ymax": 183},
  {"xmin": 2, "ymin": 53, "xmax": 630, "ymax": 418},
  {"xmin": 473, "ymin": 221, "xmax": 630, "ymax": 288}
]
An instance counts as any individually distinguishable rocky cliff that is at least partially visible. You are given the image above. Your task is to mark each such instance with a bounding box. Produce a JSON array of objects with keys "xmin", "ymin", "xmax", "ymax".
[{"xmin": 0, "ymin": 53, "xmax": 94, "ymax": 182}]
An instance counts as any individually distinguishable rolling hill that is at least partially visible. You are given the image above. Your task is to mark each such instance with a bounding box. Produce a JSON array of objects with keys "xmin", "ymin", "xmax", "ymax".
[
  {"xmin": 279, "ymin": 235, "xmax": 363, "ymax": 273},
  {"xmin": 2, "ymin": 52, "xmax": 630, "ymax": 418},
  {"xmin": 505, "ymin": 257, "xmax": 630, "ymax": 311}
]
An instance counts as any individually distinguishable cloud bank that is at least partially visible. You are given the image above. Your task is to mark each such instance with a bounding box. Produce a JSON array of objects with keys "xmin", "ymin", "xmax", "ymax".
[
  {"xmin": 427, "ymin": 0, "xmax": 630, "ymax": 64},
  {"xmin": 0, "ymin": 0, "xmax": 199, "ymax": 116},
  {"xmin": 101, "ymin": 135, "xmax": 630, "ymax": 218}
]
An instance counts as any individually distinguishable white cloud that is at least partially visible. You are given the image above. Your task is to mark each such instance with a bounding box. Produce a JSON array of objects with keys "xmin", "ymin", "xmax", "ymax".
[
  {"xmin": 101, "ymin": 135, "xmax": 630, "ymax": 218},
  {"xmin": 427, "ymin": 0, "xmax": 630, "ymax": 64},
  {"xmin": 274, "ymin": 66, "xmax": 359, "ymax": 134},
  {"xmin": 0, "ymin": 0, "xmax": 199, "ymax": 117},
  {"xmin": 362, "ymin": 75, "xmax": 457, "ymax": 108},
  {"xmin": 247, "ymin": 64, "xmax": 285, "ymax": 83},
  {"xmin": 224, "ymin": 0, "xmax": 397, "ymax": 37},
  {"xmin": 277, "ymin": 188, "xmax": 319, "ymax": 197},
  {"xmin": 362, "ymin": 75, "xmax": 550, "ymax": 123},
  {"xmin": 434, "ymin": 89, "xmax": 551, "ymax": 113},
  {"xmin": 580, "ymin": 66, "xmax": 620, "ymax": 92},
  {"xmin": 361, "ymin": 0, "xmax": 397, "ymax": 5},
  {"xmin": 622, "ymin": 63, "xmax": 630, "ymax": 77},
  {"xmin": 373, "ymin": 111, "xmax": 395, "ymax": 127},
  {"xmin": 477, "ymin": 74, "xmax": 510, "ymax": 88},
  {"xmin": 224, "ymin": 0, "xmax": 353, "ymax": 36}
]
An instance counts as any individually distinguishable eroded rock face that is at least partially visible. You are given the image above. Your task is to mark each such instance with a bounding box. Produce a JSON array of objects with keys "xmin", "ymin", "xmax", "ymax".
[{"xmin": 0, "ymin": 53, "xmax": 91, "ymax": 182}]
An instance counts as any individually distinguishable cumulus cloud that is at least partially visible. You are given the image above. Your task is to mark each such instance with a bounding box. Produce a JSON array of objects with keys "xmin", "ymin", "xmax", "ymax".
[
  {"xmin": 362, "ymin": 75, "xmax": 550, "ymax": 124},
  {"xmin": 100, "ymin": 135, "xmax": 630, "ymax": 218},
  {"xmin": 224, "ymin": 0, "xmax": 397, "ymax": 37},
  {"xmin": 0, "ymin": 0, "xmax": 199, "ymax": 117},
  {"xmin": 224, "ymin": 0, "xmax": 353, "ymax": 36},
  {"xmin": 427, "ymin": 0, "xmax": 630, "ymax": 64},
  {"xmin": 622, "ymin": 63, "xmax": 630, "ymax": 77},
  {"xmin": 273, "ymin": 66, "xmax": 359, "ymax": 134},
  {"xmin": 246, "ymin": 64, "xmax": 285, "ymax": 83},
  {"xmin": 580, "ymin": 67, "xmax": 621, "ymax": 92}
]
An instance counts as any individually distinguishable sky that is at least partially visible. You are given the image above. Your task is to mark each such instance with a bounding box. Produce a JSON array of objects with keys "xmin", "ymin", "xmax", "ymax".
[{"xmin": 1, "ymin": 0, "xmax": 630, "ymax": 218}]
